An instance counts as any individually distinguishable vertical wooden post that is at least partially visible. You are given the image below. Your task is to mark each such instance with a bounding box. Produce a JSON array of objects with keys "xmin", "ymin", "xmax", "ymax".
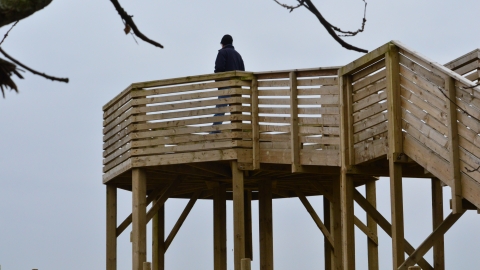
[
  {"xmin": 339, "ymin": 69, "xmax": 355, "ymax": 270},
  {"xmin": 332, "ymin": 178, "xmax": 343, "ymax": 270},
  {"xmin": 232, "ymin": 161, "xmax": 245, "ymax": 270},
  {"xmin": 106, "ymin": 185, "xmax": 117, "ymax": 270},
  {"xmin": 214, "ymin": 185, "xmax": 227, "ymax": 270},
  {"xmin": 431, "ymin": 178, "xmax": 445, "ymax": 270},
  {"xmin": 289, "ymin": 71, "xmax": 302, "ymax": 172},
  {"xmin": 132, "ymin": 168, "xmax": 147, "ymax": 270},
  {"xmin": 251, "ymin": 76, "xmax": 260, "ymax": 170},
  {"xmin": 244, "ymin": 191, "xmax": 253, "ymax": 260},
  {"xmin": 445, "ymin": 76, "xmax": 463, "ymax": 214},
  {"xmin": 323, "ymin": 197, "xmax": 333, "ymax": 270},
  {"xmin": 385, "ymin": 43, "xmax": 405, "ymax": 269},
  {"xmin": 259, "ymin": 179, "xmax": 273, "ymax": 270},
  {"xmin": 143, "ymin": 262, "xmax": 152, "ymax": 270},
  {"xmin": 241, "ymin": 258, "xmax": 252, "ymax": 270},
  {"xmin": 366, "ymin": 182, "xmax": 379, "ymax": 270},
  {"xmin": 152, "ymin": 205, "xmax": 165, "ymax": 270}
]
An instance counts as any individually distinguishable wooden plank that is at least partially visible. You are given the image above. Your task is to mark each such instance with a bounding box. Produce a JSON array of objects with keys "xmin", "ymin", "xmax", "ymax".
[
  {"xmin": 353, "ymin": 102, "xmax": 388, "ymax": 123},
  {"xmin": 331, "ymin": 178, "xmax": 343, "ymax": 270},
  {"xmin": 132, "ymin": 132, "xmax": 245, "ymax": 148},
  {"xmin": 353, "ymin": 78, "xmax": 386, "ymax": 103},
  {"xmin": 353, "ymin": 189, "xmax": 434, "ymax": 270},
  {"xmin": 258, "ymin": 115, "xmax": 339, "ymax": 126},
  {"xmin": 164, "ymin": 190, "xmax": 201, "ymax": 250},
  {"xmin": 106, "ymin": 185, "xmax": 117, "ymax": 270},
  {"xmin": 445, "ymin": 77, "xmax": 463, "ymax": 213},
  {"xmin": 259, "ymin": 107, "xmax": 340, "ymax": 115},
  {"xmin": 297, "ymin": 77, "xmax": 338, "ymax": 86},
  {"xmin": 352, "ymin": 69, "xmax": 386, "ymax": 92},
  {"xmin": 353, "ymin": 111, "xmax": 387, "ymax": 133},
  {"xmin": 400, "ymin": 75, "xmax": 448, "ymax": 115},
  {"xmin": 366, "ymin": 181, "xmax": 379, "ymax": 270},
  {"xmin": 254, "ymin": 67, "xmax": 339, "ymax": 79},
  {"xmin": 352, "ymin": 91, "xmax": 387, "ymax": 112},
  {"xmin": 132, "ymin": 149, "xmax": 238, "ymax": 167},
  {"xmin": 399, "ymin": 54, "xmax": 445, "ymax": 86},
  {"xmin": 152, "ymin": 206, "xmax": 165, "ymax": 270},
  {"xmin": 400, "ymin": 65, "xmax": 447, "ymax": 104},
  {"xmin": 258, "ymin": 96, "xmax": 339, "ymax": 105},
  {"xmin": 398, "ymin": 211, "xmax": 465, "ymax": 270},
  {"xmin": 251, "ymin": 77, "xmax": 260, "ymax": 170},
  {"xmin": 295, "ymin": 188, "xmax": 334, "ymax": 247},
  {"xmin": 402, "ymin": 119, "xmax": 449, "ymax": 161},
  {"xmin": 131, "ymin": 123, "xmax": 248, "ymax": 140},
  {"xmin": 132, "ymin": 168, "xmax": 147, "ymax": 270},
  {"xmin": 232, "ymin": 161, "xmax": 245, "ymax": 270},
  {"xmin": 352, "ymin": 59, "xmax": 386, "ymax": 82},
  {"xmin": 460, "ymin": 172, "xmax": 480, "ymax": 209},
  {"xmin": 444, "ymin": 49, "xmax": 480, "ymax": 70},
  {"xmin": 339, "ymin": 43, "xmax": 389, "ymax": 75},
  {"xmin": 259, "ymin": 180, "xmax": 273, "ymax": 270},
  {"xmin": 130, "ymin": 71, "xmax": 252, "ymax": 91},
  {"xmin": 103, "ymin": 99, "xmax": 133, "ymax": 127},
  {"xmin": 450, "ymin": 59, "xmax": 479, "ymax": 76},
  {"xmin": 244, "ymin": 191, "xmax": 253, "ymax": 260},
  {"xmin": 214, "ymin": 185, "xmax": 227, "ymax": 270},
  {"xmin": 403, "ymin": 133, "xmax": 450, "ymax": 184},
  {"xmin": 400, "ymin": 86, "xmax": 448, "ymax": 127},
  {"xmin": 340, "ymin": 172, "xmax": 355, "ymax": 269},
  {"xmin": 289, "ymin": 71, "xmax": 302, "ymax": 172},
  {"xmin": 131, "ymin": 141, "xmax": 250, "ymax": 157},
  {"xmin": 402, "ymin": 108, "xmax": 449, "ymax": 149},
  {"xmin": 353, "ymin": 121, "xmax": 388, "ymax": 143},
  {"xmin": 354, "ymin": 216, "xmax": 378, "ymax": 245},
  {"xmin": 323, "ymin": 197, "xmax": 333, "ymax": 270},
  {"xmin": 354, "ymin": 137, "xmax": 388, "ymax": 164},
  {"xmin": 431, "ymin": 178, "xmax": 445, "ymax": 270},
  {"xmin": 102, "ymin": 159, "xmax": 132, "ymax": 183}
]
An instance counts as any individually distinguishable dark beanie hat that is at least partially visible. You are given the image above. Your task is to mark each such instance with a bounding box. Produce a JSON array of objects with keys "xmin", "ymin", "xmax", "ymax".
[{"xmin": 220, "ymin": 34, "xmax": 233, "ymax": 45}]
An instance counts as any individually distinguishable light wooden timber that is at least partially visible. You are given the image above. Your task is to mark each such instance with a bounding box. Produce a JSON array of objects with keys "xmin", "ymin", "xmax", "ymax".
[
  {"xmin": 241, "ymin": 258, "xmax": 252, "ymax": 270},
  {"xmin": 331, "ymin": 178, "xmax": 343, "ymax": 270},
  {"xmin": 353, "ymin": 216, "xmax": 378, "ymax": 245},
  {"xmin": 397, "ymin": 210, "xmax": 465, "ymax": 270},
  {"xmin": 259, "ymin": 180, "xmax": 273, "ymax": 270},
  {"xmin": 445, "ymin": 49, "xmax": 480, "ymax": 71},
  {"xmin": 244, "ymin": 191, "xmax": 253, "ymax": 260},
  {"xmin": 232, "ymin": 161, "xmax": 245, "ymax": 270},
  {"xmin": 324, "ymin": 197, "xmax": 333, "ymax": 270},
  {"xmin": 386, "ymin": 44, "xmax": 405, "ymax": 269},
  {"xmin": 366, "ymin": 181, "xmax": 379, "ymax": 270},
  {"xmin": 164, "ymin": 190, "xmax": 201, "ymax": 251},
  {"xmin": 353, "ymin": 78, "xmax": 386, "ymax": 103},
  {"xmin": 339, "ymin": 43, "xmax": 389, "ymax": 75},
  {"xmin": 295, "ymin": 188, "xmax": 334, "ymax": 247},
  {"xmin": 106, "ymin": 185, "xmax": 117, "ymax": 270},
  {"xmin": 152, "ymin": 206, "xmax": 165, "ymax": 270},
  {"xmin": 431, "ymin": 178, "xmax": 445, "ymax": 270},
  {"xmin": 251, "ymin": 76, "xmax": 260, "ymax": 170},
  {"xmin": 132, "ymin": 168, "xmax": 147, "ymax": 270},
  {"xmin": 445, "ymin": 77, "xmax": 463, "ymax": 213},
  {"xmin": 146, "ymin": 178, "xmax": 183, "ymax": 223},
  {"xmin": 143, "ymin": 262, "xmax": 151, "ymax": 270},
  {"xmin": 353, "ymin": 189, "xmax": 433, "ymax": 270},
  {"xmin": 254, "ymin": 67, "xmax": 339, "ymax": 79},
  {"xmin": 289, "ymin": 71, "xmax": 302, "ymax": 172},
  {"xmin": 352, "ymin": 59, "xmax": 386, "ymax": 82},
  {"xmin": 214, "ymin": 185, "xmax": 227, "ymax": 270},
  {"xmin": 352, "ymin": 69, "xmax": 386, "ymax": 92}
]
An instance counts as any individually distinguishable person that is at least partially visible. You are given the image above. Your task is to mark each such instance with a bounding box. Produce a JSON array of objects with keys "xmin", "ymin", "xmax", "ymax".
[{"xmin": 212, "ymin": 35, "xmax": 245, "ymax": 131}]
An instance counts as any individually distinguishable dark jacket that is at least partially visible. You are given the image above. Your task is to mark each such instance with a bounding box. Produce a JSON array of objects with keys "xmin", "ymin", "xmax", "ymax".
[{"xmin": 214, "ymin": 44, "xmax": 245, "ymax": 73}]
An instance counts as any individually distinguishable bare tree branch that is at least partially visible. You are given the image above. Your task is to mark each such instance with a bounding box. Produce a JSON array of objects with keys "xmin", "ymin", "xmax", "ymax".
[
  {"xmin": 0, "ymin": 47, "xmax": 69, "ymax": 83},
  {"xmin": 0, "ymin": 58, "xmax": 23, "ymax": 98},
  {"xmin": 109, "ymin": 0, "xmax": 164, "ymax": 49},
  {"xmin": 0, "ymin": 21, "xmax": 19, "ymax": 46},
  {"xmin": 273, "ymin": 0, "xmax": 368, "ymax": 53}
]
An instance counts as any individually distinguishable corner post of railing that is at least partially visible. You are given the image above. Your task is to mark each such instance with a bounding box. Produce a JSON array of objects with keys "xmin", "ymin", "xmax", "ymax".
[
  {"xmin": 385, "ymin": 42, "xmax": 406, "ymax": 269},
  {"xmin": 445, "ymin": 75, "xmax": 463, "ymax": 214},
  {"xmin": 338, "ymin": 67, "xmax": 355, "ymax": 270},
  {"xmin": 289, "ymin": 71, "xmax": 303, "ymax": 173},
  {"xmin": 250, "ymin": 75, "xmax": 260, "ymax": 170}
]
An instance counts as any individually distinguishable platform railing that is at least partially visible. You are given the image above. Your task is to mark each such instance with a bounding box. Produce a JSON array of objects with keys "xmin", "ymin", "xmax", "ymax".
[{"xmin": 102, "ymin": 67, "xmax": 342, "ymax": 181}]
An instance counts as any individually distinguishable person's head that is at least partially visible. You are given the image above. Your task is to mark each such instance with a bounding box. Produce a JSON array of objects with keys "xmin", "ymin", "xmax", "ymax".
[{"xmin": 220, "ymin": 34, "xmax": 233, "ymax": 47}]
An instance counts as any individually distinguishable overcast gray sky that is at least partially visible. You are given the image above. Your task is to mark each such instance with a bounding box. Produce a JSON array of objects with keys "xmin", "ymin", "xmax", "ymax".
[{"xmin": 1, "ymin": 0, "xmax": 479, "ymax": 269}]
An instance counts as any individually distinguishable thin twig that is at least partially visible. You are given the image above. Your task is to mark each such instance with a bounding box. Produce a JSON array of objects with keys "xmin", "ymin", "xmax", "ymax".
[
  {"xmin": 461, "ymin": 82, "xmax": 480, "ymax": 89},
  {"xmin": 465, "ymin": 165, "xmax": 480, "ymax": 173},
  {"xmin": 437, "ymin": 85, "xmax": 480, "ymax": 123},
  {"xmin": 273, "ymin": 0, "xmax": 368, "ymax": 53},
  {"xmin": 109, "ymin": 0, "xmax": 164, "ymax": 48},
  {"xmin": 0, "ymin": 21, "xmax": 19, "ymax": 46},
  {"xmin": 0, "ymin": 47, "xmax": 69, "ymax": 83}
]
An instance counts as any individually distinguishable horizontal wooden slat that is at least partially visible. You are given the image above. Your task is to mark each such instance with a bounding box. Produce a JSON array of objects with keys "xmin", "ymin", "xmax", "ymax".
[
  {"xmin": 259, "ymin": 107, "xmax": 339, "ymax": 115},
  {"xmin": 259, "ymin": 149, "xmax": 340, "ymax": 166},
  {"xmin": 401, "ymin": 97, "xmax": 448, "ymax": 136},
  {"xmin": 353, "ymin": 78, "xmax": 386, "ymax": 103},
  {"xmin": 131, "ymin": 123, "xmax": 250, "ymax": 140},
  {"xmin": 102, "ymin": 159, "xmax": 132, "ymax": 183},
  {"xmin": 131, "ymin": 149, "xmax": 238, "ymax": 167},
  {"xmin": 132, "ymin": 132, "xmax": 246, "ymax": 148},
  {"xmin": 352, "ymin": 59, "xmax": 386, "ymax": 82},
  {"xmin": 353, "ymin": 112, "xmax": 387, "ymax": 133},
  {"xmin": 258, "ymin": 115, "xmax": 339, "ymax": 126},
  {"xmin": 402, "ymin": 119, "xmax": 449, "ymax": 161},
  {"xmin": 339, "ymin": 43, "xmax": 388, "ymax": 75},
  {"xmin": 457, "ymin": 111, "xmax": 480, "ymax": 134},
  {"xmin": 400, "ymin": 86, "xmax": 448, "ymax": 125},
  {"xmin": 353, "ymin": 102, "xmax": 388, "ymax": 123},
  {"xmin": 353, "ymin": 69, "xmax": 386, "ymax": 92},
  {"xmin": 451, "ymin": 60, "xmax": 479, "ymax": 76},
  {"xmin": 258, "ymin": 85, "xmax": 339, "ymax": 96},
  {"xmin": 131, "ymin": 140, "xmax": 251, "ymax": 157},
  {"xmin": 132, "ymin": 97, "xmax": 250, "ymax": 114},
  {"xmin": 354, "ymin": 137, "xmax": 387, "ymax": 164},
  {"xmin": 353, "ymin": 121, "xmax": 388, "ymax": 143},
  {"xmin": 444, "ymin": 49, "xmax": 480, "ymax": 70},
  {"xmin": 132, "ymin": 88, "xmax": 249, "ymax": 106},
  {"xmin": 297, "ymin": 77, "xmax": 338, "ymax": 86},
  {"xmin": 399, "ymin": 54, "xmax": 445, "ymax": 87},
  {"xmin": 258, "ymin": 95, "xmax": 338, "ymax": 106},
  {"xmin": 400, "ymin": 75, "xmax": 448, "ymax": 114},
  {"xmin": 103, "ymin": 100, "xmax": 133, "ymax": 126},
  {"xmin": 352, "ymin": 91, "xmax": 387, "ymax": 112},
  {"xmin": 254, "ymin": 67, "xmax": 339, "ymax": 80},
  {"xmin": 402, "ymin": 108, "xmax": 449, "ymax": 148}
]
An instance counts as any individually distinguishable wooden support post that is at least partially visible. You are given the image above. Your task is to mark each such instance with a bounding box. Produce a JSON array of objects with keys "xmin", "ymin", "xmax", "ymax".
[
  {"xmin": 232, "ymin": 161, "xmax": 245, "ymax": 270},
  {"xmin": 353, "ymin": 190, "xmax": 433, "ymax": 270},
  {"xmin": 251, "ymin": 76, "xmax": 260, "ymax": 170},
  {"xmin": 244, "ymin": 191, "xmax": 253, "ymax": 260},
  {"xmin": 445, "ymin": 76, "xmax": 463, "ymax": 214},
  {"xmin": 324, "ymin": 197, "xmax": 333, "ymax": 270},
  {"xmin": 132, "ymin": 168, "xmax": 147, "ymax": 270},
  {"xmin": 214, "ymin": 185, "xmax": 227, "ymax": 270},
  {"xmin": 385, "ymin": 43, "xmax": 405, "ymax": 269},
  {"xmin": 331, "ymin": 178, "xmax": 343, "ymax": 270},
  {"xmin": 398, "ymin": 211, "xmax": 465, "ymax": 270},
  {"xmin": 152, "ymin": 205, "xmax": 165, "ymax": 270},
  {"xmin": 366, "ymin": 182, "xmax": 379, "ymax": 270},
  {"xmin": 241, "ymin": 258, "xmax": 252, "ymax": 270},
  {"xmin": 408, "ymin": 267, "xmax": 421, "ymax": 270},
  {"xmin": 143, "ymin": 262, "xmax": 152, "ymax": 270},
  {"xmin": 289, "ymin": 71, "xmax": 302, "ymax": 172},
  {"xmin": 164, "ymin": 190, "xmax": 201, "ymax": 251},
  {"xmin": 431, "ymin": 178, "xmax": 445, "ymax": 270},
  {"xmin": 259, "ymin": 180, "xmax": 273, "ymax": 270},
  {"xmin": 339, "ymin": 70, "xmax": 355, "ymax": 270},
  {"xmin": 106, "ymin": 185, "xmax": 117, "ymax": 270}
]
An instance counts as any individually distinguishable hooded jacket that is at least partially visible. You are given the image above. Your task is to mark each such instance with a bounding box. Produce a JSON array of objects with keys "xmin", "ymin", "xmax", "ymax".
[{"xmin": 214, "ymin": 44, "xmax": 245, "ymax": 73}]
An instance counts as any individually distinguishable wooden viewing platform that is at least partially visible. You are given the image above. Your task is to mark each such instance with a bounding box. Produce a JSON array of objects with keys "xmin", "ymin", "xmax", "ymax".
[{"xmin": 103, "ymin": 41, "xmax": 480, "ymax": 270}]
